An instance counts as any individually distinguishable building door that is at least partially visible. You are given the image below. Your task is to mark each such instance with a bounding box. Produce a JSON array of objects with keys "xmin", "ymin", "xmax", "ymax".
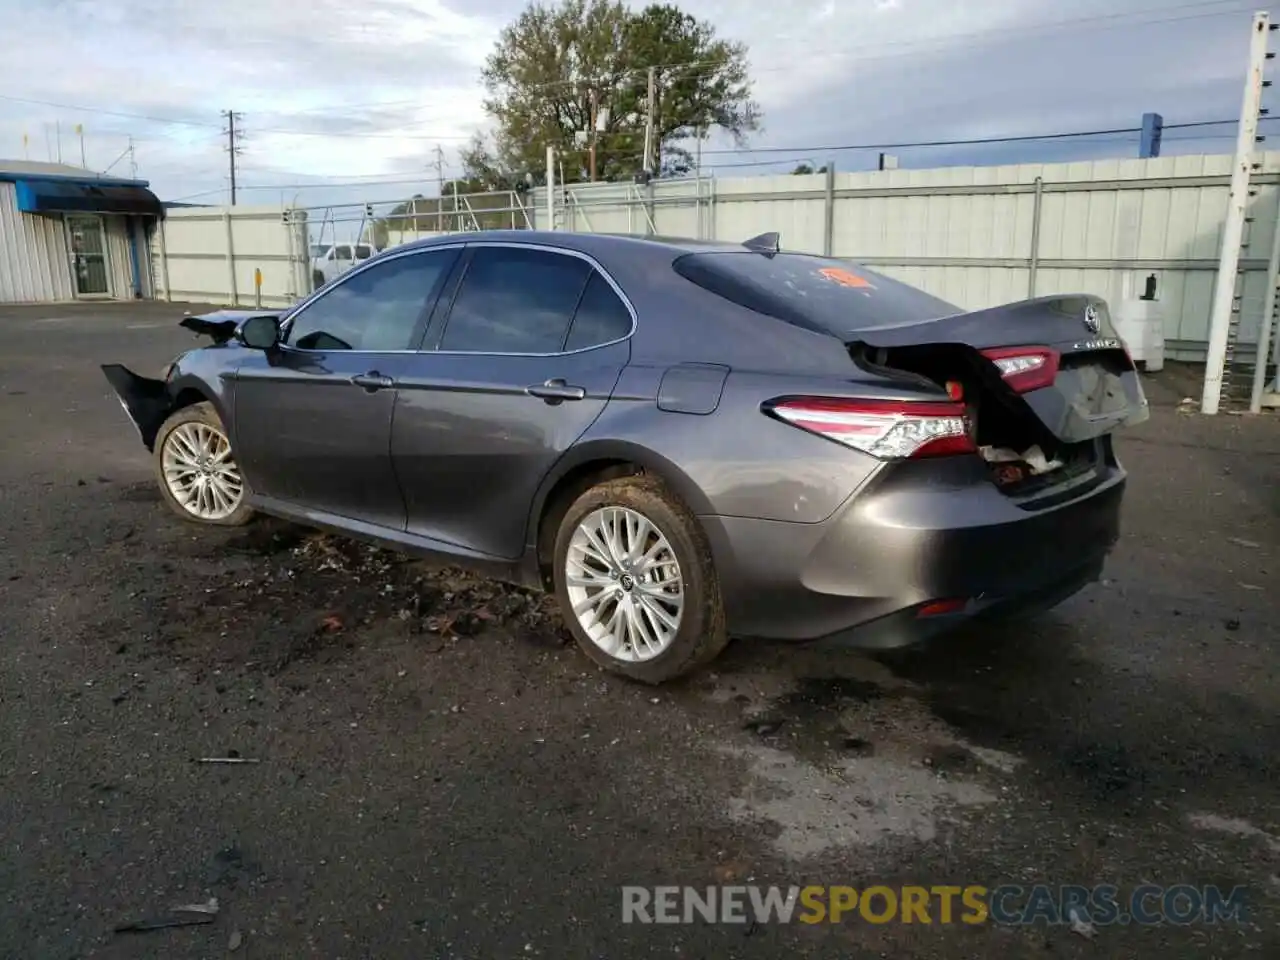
[{"xmin": 67, "ymin": 215, "xmax": 110, "ymax": 297}]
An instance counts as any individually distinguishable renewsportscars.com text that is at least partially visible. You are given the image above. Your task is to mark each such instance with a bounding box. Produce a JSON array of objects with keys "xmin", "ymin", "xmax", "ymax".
[{"xmin": 621, "ymin": 884, "xmax": 1248, "ymax": 926}]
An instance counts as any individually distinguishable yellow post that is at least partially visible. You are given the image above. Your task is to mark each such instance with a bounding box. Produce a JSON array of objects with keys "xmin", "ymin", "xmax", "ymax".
[{"xmin": 254, "ymin": 267, "xmax": 263, "ymax": 309}]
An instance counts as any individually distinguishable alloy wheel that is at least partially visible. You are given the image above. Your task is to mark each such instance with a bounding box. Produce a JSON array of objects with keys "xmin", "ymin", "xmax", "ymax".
[
  {"xmin": 564, "ymin": 505, "xmax": 684, "ymax": 662},
  {"xmin": 160, "ymin": 421, "xmax": 244, "ymax": 521}
]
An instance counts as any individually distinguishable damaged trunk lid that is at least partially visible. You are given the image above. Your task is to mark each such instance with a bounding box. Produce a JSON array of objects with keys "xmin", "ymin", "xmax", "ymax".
[{"xmin": 851, "ymin": 294, "xmax": 1149, "ymax": 446}]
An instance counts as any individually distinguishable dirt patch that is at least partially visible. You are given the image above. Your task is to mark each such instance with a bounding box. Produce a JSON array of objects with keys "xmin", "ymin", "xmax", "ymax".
[
  {"xmin": 142, "ymin": 527, "xmax": 571, "ymax": 672},
  {"xmin": 722, "ymin": 742, "xmax": 996, "ymax": 859}
]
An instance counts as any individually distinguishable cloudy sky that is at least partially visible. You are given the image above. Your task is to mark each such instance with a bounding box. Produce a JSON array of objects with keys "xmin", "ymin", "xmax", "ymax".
[{"xmin": 0, "ymin": 0, "xmax": 1272, "ymax": 216}]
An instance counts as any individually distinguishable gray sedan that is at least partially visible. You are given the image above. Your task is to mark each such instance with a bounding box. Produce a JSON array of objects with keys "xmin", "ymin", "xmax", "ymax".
[{"xmin": 104, "ymin": 230, "xmax": 1148, "ymax": 683}]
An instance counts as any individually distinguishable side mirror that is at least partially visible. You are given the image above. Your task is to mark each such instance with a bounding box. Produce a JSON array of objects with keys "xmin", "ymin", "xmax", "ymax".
[{"xmin": 238, "ymin": 314, "xmax": 281, "ymax": 350}]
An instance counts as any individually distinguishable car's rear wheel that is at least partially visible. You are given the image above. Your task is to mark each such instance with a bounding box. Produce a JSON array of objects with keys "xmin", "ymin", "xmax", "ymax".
[
  {"xmin": 552, "ymin": 475, "xmax": 727, "ymax": 684},
  {"xmin": 153, "ymin": 401, "xmax": 255, "ymax": 526}
]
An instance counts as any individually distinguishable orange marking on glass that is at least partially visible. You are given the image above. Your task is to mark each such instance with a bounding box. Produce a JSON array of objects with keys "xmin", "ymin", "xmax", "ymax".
[{"xmin": 817, "ymin": 267, "xmax": 874, "ymax": 289}]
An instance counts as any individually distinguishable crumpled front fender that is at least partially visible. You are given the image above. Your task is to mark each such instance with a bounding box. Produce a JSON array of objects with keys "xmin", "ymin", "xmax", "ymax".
[{"xmin": 101, "ymin": 364, "xmax": 172, "ymax": 452}]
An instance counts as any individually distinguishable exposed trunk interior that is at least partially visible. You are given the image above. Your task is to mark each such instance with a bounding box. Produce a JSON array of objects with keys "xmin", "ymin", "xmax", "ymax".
[{"xmin": 851, "ymin": 342, "xmax": 1112, "ymax": 500}]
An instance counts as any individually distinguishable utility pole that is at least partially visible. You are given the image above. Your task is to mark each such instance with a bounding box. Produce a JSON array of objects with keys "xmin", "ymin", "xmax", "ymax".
[
  {"xmin": 222, "ymin": 109, "xmax": 244, "ymax": 205},
  {"xmin": 128, "ymin": 136, "xmax": 137, "ymax": 179},
  {"xmin": 433, "ymin": 145, "xmax": 446, "ymax": 231},
  {"xmin": 642, "ymin": 67, "xmax": 656, "ymax": 176},
  {"xmin": 75, "ymin": 124, "xmax": 85, "ymax": 168},
  {"xmin": 55, "ymin": 120, "xmax": 63, "ymax": 163},
  {"xmin": 1201, "ymin": 11, "xmax": 1271, "ymax": 414},
  {"xmin": 589, "ymin": 89, "xmax": 599, "ymax": 182},
  {"xmin": 546, "ymin": 145, "xmax": 556, "ymax": 231}
]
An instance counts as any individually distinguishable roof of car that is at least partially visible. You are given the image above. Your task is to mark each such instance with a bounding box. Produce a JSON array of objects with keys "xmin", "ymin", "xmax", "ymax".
[{"xmin": 391, "ymin": 230, "xmax": 750, "ymax": 257}]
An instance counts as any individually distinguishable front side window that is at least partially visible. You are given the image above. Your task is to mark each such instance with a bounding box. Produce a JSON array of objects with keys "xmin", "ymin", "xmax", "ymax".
[
  {"xmin": 334, "ymin": 245, "xmax": 353, "ymax": 262},
  {"xmin": 285, "ymin": 248, "xmax": 458, "ymax": 352},
  {"xmin": 438, "ymin": 246, "xmax": 592, "ymax": 353}
]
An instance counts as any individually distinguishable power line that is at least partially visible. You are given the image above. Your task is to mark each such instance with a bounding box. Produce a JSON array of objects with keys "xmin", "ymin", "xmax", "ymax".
[
  {"xmin": 685, "ymin": 115, "xmax": 1280, "ymax": 158},
  {"xmin": 0, "ymin": 93, "xmax": 223, "ymax": 128},
  {"xmin": 179, "ymin": 115, "xmax": 1269, "ymax": 191}
]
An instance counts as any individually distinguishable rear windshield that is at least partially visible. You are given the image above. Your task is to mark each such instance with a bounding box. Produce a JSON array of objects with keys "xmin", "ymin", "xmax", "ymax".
[{"xmin": 672, "ymin": 251, "xmax": 957, "ymax": 337}]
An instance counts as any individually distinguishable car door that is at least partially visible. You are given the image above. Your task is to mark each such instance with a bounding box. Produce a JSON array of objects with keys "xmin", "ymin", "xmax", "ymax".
[
  {"xmin": 391, "ymin": 243, "xmax": 634, "ymax": 559},
  {"xmin": 232, "ymin": 245, "xmax": 462, "ymax": 530}
]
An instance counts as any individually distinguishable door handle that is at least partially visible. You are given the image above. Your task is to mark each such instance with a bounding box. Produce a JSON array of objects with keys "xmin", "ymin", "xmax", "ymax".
[
  {"xmin": 526, "ymin": 378, "xmax": 587, "ymax": 404},
  {"xmin": 350, "ymin": 371, "xmax": 395, "ymax": 392}
]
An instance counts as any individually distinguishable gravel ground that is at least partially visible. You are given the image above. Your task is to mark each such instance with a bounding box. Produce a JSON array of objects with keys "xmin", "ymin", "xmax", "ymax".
[{"xmin": 1, "ymin": 301, "xmax": 1278, "ymax": 959}]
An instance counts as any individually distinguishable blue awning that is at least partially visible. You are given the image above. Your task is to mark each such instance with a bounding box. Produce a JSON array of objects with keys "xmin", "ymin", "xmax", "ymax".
[{"xmin": 14, "ymin": 178, "xmax": 163, "ymax": 217}]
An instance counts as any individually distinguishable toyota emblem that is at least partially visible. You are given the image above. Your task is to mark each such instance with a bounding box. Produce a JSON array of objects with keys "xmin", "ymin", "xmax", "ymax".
[{"xmin": 1083, "ymin": 304, "xmax": 1100, "ymax": 334}]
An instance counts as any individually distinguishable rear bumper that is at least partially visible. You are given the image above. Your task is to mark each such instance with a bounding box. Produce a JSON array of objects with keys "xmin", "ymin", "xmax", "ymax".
[{"xmin": 702, "ymin": 453, "xmax": 1125, "ymax": 647}]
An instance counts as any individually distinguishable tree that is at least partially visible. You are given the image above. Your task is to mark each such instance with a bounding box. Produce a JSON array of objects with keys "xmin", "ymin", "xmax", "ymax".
[
  {"xmin": 791, "ymin": 163, "xmax": 829, "ymax": 175},
  {"xmin": 463, "ymin": 0, "xmax": 760, "ymax": 185}
]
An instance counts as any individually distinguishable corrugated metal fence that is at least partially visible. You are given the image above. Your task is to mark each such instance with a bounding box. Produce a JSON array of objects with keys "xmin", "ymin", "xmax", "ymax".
[
  {"xmin": 152, "ymin": 204, "xmax": 309, "ymax": 308},
  {"xmin": 536, "ymin": 152, "xmax": 1280, "ymax": 362},
  {"xmin": 144, "ymin": 152, "xmax": 1280, "ymax": 362}
]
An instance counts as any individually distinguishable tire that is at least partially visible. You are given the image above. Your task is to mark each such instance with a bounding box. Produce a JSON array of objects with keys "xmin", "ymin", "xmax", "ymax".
[
  {"xmin": 153, "ymin": 401, "xmax": 255, "ymax": 527},
  {"xmin": 552, "ymin": 475, "xmax": 727, "ymax": 684}
]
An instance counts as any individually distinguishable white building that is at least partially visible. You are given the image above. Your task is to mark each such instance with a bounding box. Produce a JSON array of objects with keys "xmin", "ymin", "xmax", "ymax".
[{"xmin": 0, "ymin": 159, "xmax": 163, "ymax": 303}]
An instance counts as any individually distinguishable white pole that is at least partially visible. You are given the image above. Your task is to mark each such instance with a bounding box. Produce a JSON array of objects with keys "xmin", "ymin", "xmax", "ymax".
[
  {"xmin": 545, "ymin": 144, "xmax": 555, "ymax": 231},
  {"xmin": 643, "ymin": 66, "xmax": 656, "ymax": 175},
  {"xmin": 1249, "ymin": 190, "xmax": 1280, "ymax": 412},
  {"xmin": 1202, "ymin": 10, "xmax": 1271, "ymax": 415}
]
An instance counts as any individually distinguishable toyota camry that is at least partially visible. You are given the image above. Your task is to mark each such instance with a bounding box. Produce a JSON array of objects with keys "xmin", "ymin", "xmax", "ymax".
[{"xmin": 103, "ymin": 230, "xmax": 1148, "ymax": 683}]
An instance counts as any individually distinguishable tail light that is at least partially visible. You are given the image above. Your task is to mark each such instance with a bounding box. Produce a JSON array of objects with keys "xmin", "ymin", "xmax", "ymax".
[
  {"xmin": 767, "ymin": 397, "xmax": 975, "ymax": 460},
  {"xmin": 980, "ymin": 346, "xmax": 1059, "ymax": 393}
]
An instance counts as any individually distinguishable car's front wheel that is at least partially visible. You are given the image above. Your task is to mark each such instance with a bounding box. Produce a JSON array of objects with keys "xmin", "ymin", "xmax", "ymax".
[
  {"xmin": 153, "ymin": 401, "xmax": 255, "ymax": 526},
  {"xmin": 553, "ymin": 475, "xmax": 727, "ymax": 684}
]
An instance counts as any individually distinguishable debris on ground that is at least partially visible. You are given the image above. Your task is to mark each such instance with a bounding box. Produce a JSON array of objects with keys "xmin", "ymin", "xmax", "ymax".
[
  {"xmin": 196, "ymin": 757, "xmax": 261, "ymax": 764},
  {"xmin": 1226, "ymin": 537, "xmax": 1260, "ymax": 549},
  {"xmin": 743, "ymin": 716, "xmax": 785, "ymax": 737},
  {"xmin": 173, "ymin": 532, "xmax": 572, "ymax": 673},
  {"xmin": 228, "ymin": 929, "xmax": 244, "ymax": 951},
  {"xmin": 114, "ymin": 914, "xmax": 216, "ymax": 933},
  {"xmin": 1067, "ymin": 906, "xmax": 1097, "ymax": 940},
  {"xmin": 114, "ymin": 897, "xmax": 220, "ymax": 934},
  {"xmin": 172, "ymin": 897, "xmax": 220, "ymax": 915}
]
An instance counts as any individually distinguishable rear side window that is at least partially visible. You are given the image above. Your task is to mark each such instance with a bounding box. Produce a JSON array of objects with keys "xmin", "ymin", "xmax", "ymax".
[
  {"xmin": 565, "ymin": 272, "xmax": 632, "ymax": 351},
  {"xmin": 439, "ymin": 246, "xmax": 592, "ymax": 353},
  {"xmin": 672, "ymin": 251, "xmax": 957, "ymax": 337}
]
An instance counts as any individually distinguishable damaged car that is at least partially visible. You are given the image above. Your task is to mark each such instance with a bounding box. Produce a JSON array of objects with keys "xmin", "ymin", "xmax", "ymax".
[{"xmin": 103, "ymin": 231, "xmax": 1148, "ymax": 683}]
